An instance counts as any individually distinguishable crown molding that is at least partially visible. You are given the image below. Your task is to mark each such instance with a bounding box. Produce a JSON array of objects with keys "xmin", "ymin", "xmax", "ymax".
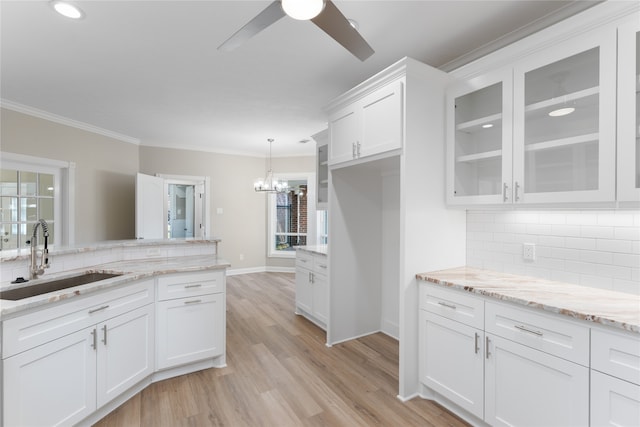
[{"xmin": 1, "ymin": 99, "xmax": 140, "ymax": 145}]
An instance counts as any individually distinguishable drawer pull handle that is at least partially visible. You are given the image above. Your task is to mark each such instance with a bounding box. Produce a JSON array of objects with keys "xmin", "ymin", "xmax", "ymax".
[
  {"xmin": 299, "ymin": 259, "xmax": 308, "ymax": 263},
  {"xmin": 88, "ymin": 305, "xmax": 109, "ymax": 314},
  {"xmin": 514, "ymin": 324, "xmax": 543, "ymax": 337},
  {"xmin": 437, "ymin": 302, "xmax": 457, "ymax": 310},
  {"xmin": 184, "ymin": 299, "xmax": 202, "ymax": 304},
  {"xmin": 185, "ymin": 284, "xmax": 203, "ymax": 289},
  {"xmin": 317, "ymin": 264, "xmax": 327, "ymax": 269},
  {"xmin": 475, "ymin": 332, "xmax": 480, "ymax": 354}
]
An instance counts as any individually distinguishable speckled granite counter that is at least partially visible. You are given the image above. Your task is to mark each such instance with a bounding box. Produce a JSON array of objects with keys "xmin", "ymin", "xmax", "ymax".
[
  {"xmin": 296, "ymin": 245, "xmax": 328, "ymax": 256},
  {"xmin": 416, "ymin": 266, "xmax": 640, "ymax": 334},
  {"xmin": 0, "ymin": 255, "xmax": 230, "ymax": 318}
]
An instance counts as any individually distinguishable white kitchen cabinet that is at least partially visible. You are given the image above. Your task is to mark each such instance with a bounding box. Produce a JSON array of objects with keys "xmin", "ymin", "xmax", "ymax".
[
  {"xmin": 2, "ymin": 281, "xmax": 155, "ymax": 426},
  {"xmin": 591, "ymin": 370, "xmax": 640, "ymax": 427},
  {"xmin": 3, "ymin": 326, "xmax": 97, "ymax": 427},
  {"xmin": 295, "ymin": 250, "xmax": 328, "ymax": 329},
  {"xmin": 419, "ymin": 310, "xmax": 484, "ymax": 419},
  {"xmin": 312, "ymin": 129, "xmax": 329, "ymax": 209},
  {"xmin": 447, "ymin": 69, "xmax": 513, "ymax": 205},
  {"xmin": 96, "ymin": 304, "xmax": 154, "ymax": 407},
  {"xmin": 616, "ymin": 17, "xmax": 640, "ymax": 203},
  {"xmin": 447, "ymin": 4, "xmax": 634, "ymax": 206},
  {"xmin": 328, "ymin": 79, "xmax": 403, "ymax": 166},
  {"xmin": 156, "ymin": 271, "xmax": 225, "ymax": 370},
  {"xmin": 484, "ymin": 333, "xmax": 589, "ymax": 427}
]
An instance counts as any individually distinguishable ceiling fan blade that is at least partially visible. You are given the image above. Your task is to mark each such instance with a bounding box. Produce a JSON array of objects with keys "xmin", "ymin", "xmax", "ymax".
[
  {"xmin": 218, "ymin": 1, "xmax": 286, "ymax": 52},
  {"xmin": 311, "ymin": 0, "xmax": 374, "ymax": 61}
]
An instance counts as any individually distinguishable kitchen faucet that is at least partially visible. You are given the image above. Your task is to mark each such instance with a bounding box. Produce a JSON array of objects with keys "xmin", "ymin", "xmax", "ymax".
[{"xmin": 29, "ymin": 219, "xmax": 50, "ymax": 279}]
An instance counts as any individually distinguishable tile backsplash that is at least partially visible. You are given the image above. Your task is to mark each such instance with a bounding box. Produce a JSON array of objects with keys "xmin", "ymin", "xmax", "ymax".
[{"xmin": 466, "ymin": 210, "xmax": 640, "ymax": 294}]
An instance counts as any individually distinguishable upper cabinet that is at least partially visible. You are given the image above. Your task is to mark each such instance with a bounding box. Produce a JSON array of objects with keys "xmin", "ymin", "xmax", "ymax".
[
  {"xmin": 617, "ymin": 17, "xmax": 640, "ymax": 203},
  {"xmin": 312, "ymin": 129, "xmax": 329, "ymax": 209},
  {"xmin": 447, "ymin": 69, "xmax": 513, "ymax": 205},
  {"xmin": 512, "ymin": 28, "xmax": 616, "ymax": 204},
  {"xmin": 328, "ymin": 80, "xmax": 403, "ymax": 167},
  {"xmin": 447, "ymin": 3, "xmax": 639, "ymax": 206}
]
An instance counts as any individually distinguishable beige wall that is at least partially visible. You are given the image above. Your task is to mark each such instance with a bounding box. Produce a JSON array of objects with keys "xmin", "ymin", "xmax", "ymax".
[
  {"xmin": 1, "ymin": 108, "xmax": 316, "ymax": 270},
  {"xmin": 1, "ymin": 108, "xmax": 139, "ymax": 244}
]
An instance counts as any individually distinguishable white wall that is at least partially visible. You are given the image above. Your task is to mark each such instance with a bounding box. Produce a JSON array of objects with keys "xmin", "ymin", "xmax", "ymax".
[
  {"xmin": 466, "ymin": 209, "xmax": 640, "ymax": 294},
  {"xmin": 381, "ymin": 171, "xmax": 400, "ymax": 338}
]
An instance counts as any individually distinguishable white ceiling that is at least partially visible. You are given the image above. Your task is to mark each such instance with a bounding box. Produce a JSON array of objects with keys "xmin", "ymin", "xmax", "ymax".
[{"xmin": 1, "ymin": 0, "xmax": 600, "ymax": 157}]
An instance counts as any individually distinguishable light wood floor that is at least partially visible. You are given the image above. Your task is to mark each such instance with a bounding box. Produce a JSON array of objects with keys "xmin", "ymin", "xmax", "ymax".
[{"xmin": 94, "ymin": 272, "xmax": 468, "ymax": 426}]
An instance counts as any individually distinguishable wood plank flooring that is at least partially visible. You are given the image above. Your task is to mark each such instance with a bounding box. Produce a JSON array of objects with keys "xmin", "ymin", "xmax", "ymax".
[{"xmin": 94, "ymin": 272, "xmax": 468, "ymax": 427}]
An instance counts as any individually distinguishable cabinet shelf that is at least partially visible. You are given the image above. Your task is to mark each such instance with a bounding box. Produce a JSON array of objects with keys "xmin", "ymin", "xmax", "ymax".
[
  {"xmin": 320, "ymin": 161, "xmax": 328, "ymax": 166},
  {"xmin": 525, "ymin": 133, "xmax": 598, "ymax": 153},
  {"xmin": 457, "ymin": 149, "xmax": 502, "ymax": 163},
  {"xmin": 525, "ymin": 86, "xmax": 599, "ymax": 113},
  {"xmin": 320, "ymin": 179, "xmax": 329, "ymax": 185},
  {"xmin": 456, "ymin": 113, "xmax": 502, "ymax": 133}
]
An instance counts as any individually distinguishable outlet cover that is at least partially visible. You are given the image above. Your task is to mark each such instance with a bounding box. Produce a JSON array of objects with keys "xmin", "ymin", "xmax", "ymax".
[{"xmin": 523, "ymin": 243, "xmax": 536, "ymax": 261}]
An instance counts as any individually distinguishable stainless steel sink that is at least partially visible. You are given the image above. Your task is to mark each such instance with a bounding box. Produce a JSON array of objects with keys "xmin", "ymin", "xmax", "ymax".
[{"xmin": 0, "ymin": 272, "xmax": 122, "ymax": 301}]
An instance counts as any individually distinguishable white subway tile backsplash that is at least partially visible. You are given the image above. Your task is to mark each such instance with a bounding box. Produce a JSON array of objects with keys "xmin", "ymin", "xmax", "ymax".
[{"xmin": 467, "ymin": 209, "xmax": 640, "ymax": 295}]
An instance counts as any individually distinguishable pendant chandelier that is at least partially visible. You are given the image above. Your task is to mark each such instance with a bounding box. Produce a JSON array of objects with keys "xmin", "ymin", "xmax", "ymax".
[{"xmin": 254, "ymin": 138, "xmax": 290, "ymax": 193}]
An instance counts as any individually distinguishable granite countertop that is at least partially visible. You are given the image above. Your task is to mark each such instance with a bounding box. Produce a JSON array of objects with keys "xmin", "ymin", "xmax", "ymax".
[
  {"xmin": 0, "ymin": 255, "xmax": 230, "ymax": 318},
  {"xmin": 0, "ymin": 238, "xmax": 222, "ymax": 262},
  {"xmin": 296, "ymin": 245, "xmax": 328, "ymax": 256},
  {"xmin": 416, "ymin": 266, "xmax": 640, "ymax": 334}
]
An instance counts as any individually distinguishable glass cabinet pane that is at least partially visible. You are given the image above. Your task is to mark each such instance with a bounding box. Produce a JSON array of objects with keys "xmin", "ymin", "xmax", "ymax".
[
  {"xmin": 635, "ymin": 30, "xmax": 640, "ymax": 190},
  {"xmin": 454, "ymin": 82, "xmax": 503, "ymax": 197},
  {"xmin": 523, "ymin": 48, "xmax": 599, "ymax": 194}
]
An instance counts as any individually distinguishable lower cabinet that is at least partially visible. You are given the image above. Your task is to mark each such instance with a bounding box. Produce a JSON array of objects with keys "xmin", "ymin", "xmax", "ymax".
[
  {"xmin": 419, "ymin": 283, "xmax": 597, "ymax": 426},
  {"xmin": 3, "ymin": 303, "xmax": 154, "ymax": 426},
  {"xmin": 591, "ymin": 370, "xmax": 640, "ymax": 426},
  {"xmin": 295, "ymin": 250, "xmax": 328, "ymax": 328},
  {"xmin": 419, "ymin": 310, "xmax": 484, "ymax": 419},
  {"xmin": 155, "ymin": 270, "xmax": 226, "ymax": 370},
  {"xmin": 485, "ymin": 334, "xmax": 589, "ymax": 427}
]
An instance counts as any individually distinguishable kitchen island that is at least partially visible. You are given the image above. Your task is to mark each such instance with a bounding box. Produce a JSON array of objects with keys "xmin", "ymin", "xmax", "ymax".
[
  {"xmin": 0, "ymin": 239, "xmax": 230, "ymax": 427},
  {"xmin": 416, "ymin": 266, "xmax": 640, "ymax": 427}
]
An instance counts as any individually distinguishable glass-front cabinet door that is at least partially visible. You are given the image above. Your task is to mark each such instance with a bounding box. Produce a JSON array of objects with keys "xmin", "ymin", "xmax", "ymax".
[
  {"xmin": 617, "ymin": 17, "xmax": 640, "ymax": 203},
  {"xmin": 513, "ymin": 27, "xmax": 617, "ymax": 203},
  {"xmin": 446, "ymin": 70, "xmax": 513, "ymax": 205}
]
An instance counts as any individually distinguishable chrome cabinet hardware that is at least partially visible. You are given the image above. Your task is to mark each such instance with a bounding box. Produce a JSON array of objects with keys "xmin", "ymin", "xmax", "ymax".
[
  {"xmin": 486, "ymin": 336, "xmax": 491, "ymax": 359},
  {"xmin": 352, "ymin": 142, "xmax": 357, "ymax": 158},
  {"xmin": 88, "ymin": 305, "xmax": 109, "ymax": 314},
  {"xmin": 515, "ymin": 181, "xmax": 521, "ymax": 202},
  {"xmin": 184, "ymin": 284, "xmax": 202, "ymax": 289},
  {"xmin": 475, "ymin": 332, "xmax": 480, "ymax": 354},
  {"xmin": 102, "ymin": 325, "xmax": 108, "ymax": 346},
  {"xmin": 514, "ymin": 324, "xmax": 543, "ymax": 336},
  {"xmin": 91, "ymin": 329, "xmax": 97, "ymax": 350},
  {"xmin": 184, "ymin": 299, "xmax": 202, "ymax": 304},
  {"xmin": 503, "ymin": 182, "xmax": 509, "ymax": 202},
  {"xmin": 356, "ymin": 141, "xmax": 361, "ymax": 158},
  {"xmin": 437, "ymin": 301, "xmax": 457, "ymax": 310},
  {"xmin": 317, "ymin": 264, "xmax": 327, "ymax": 269}
]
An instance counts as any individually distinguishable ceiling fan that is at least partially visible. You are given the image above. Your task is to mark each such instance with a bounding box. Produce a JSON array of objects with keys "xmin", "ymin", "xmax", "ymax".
[{"xmin": 218, "ymin": 0, "xmax": 374, "ymax": 61}]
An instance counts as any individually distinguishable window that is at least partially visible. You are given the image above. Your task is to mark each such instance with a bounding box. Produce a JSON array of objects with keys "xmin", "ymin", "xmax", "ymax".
[
  {"xmin": 0, "ymin": 153, "xmax": 74, "ymax": 252},
  {"xmin": 268, "ymin": 173, "xmax": 315, "ymax": 258}
]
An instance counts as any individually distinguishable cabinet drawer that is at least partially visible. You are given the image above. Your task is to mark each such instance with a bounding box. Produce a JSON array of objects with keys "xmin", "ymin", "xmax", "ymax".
[
  {"xmin": 485, "ymin": 301, "xmax": 589, "ymax": 366},
  {"xmin": 419, "ymin": 284, "xmax": 484, "ymax": 329},
  {"xmin": 157, "ymin": 270, "xmax": 224, "ymax": 301},
  {"xmin": 313, "ymin": 254, "xmax": 328, "ymax": 277},
  {"xmin": 296, "ymin": 251, "xmax": 314, "ymax": 269},
  {"xmin": 592, "ymin": 328, "xmax": 640, "ymax": 385},
  {"xmin": 2, "ymin": 279, "xmax": 154, "ymax": 358}
]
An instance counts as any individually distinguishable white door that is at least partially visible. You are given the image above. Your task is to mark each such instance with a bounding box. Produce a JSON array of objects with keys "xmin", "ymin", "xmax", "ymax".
[
  {"xmin": 3, "ymin": 327, "xmax": 97, "ymax": 427},
  {"xmin": 484, "ymin": 334, "xmax": 589, "ymax": 427},
  {"xmin": 135, "ymin": 173, "xmax": 165, "ymax": 239},
  {"xmin": 295, "ymin": 266, "xmax": 313, "ymax": 315},
  {"xmin": 361, "ymin": 80, "xmax": 404, "ymax": 158},
  {"xmin": 591, "ymin": 370, "xmax": 640, "ymax": 427},
  {"xmin": 96, "ymin": 304, "xmax": 155, "ymax": 408},
  {"xmin": 329, "ymin": 106, "xmax": 359, "ymax": 165}
]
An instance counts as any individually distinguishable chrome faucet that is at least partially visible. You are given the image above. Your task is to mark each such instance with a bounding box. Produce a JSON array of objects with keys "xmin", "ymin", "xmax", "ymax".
[{"xmin": 29, "ymin": 219, "xmax": 50, "ymax": 279}]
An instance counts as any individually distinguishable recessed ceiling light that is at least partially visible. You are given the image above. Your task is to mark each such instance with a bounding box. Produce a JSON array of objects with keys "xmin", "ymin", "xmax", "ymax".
[
  {"xmin": 548, "ymin": 107, "xmax": 575, "ymax": 117},
  {"xmin": 299, "ymin": 139, "xmax": 310, "ymax": 144},
  {"xmin": 50, "ymin": 1, "xmax": 84, "ymax": 19},
  {"xmin": 482, "ymin": 123, "xmax": 494, "ymax": 129}
]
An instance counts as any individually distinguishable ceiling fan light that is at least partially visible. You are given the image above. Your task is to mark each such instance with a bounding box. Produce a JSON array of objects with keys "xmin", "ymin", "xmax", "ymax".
[
  {"xmin": 50, "ymin": 0, "xmax": 84, "ymax": 19},
  {"xmin": 282, "ymin": 0, "xmax": 325, "ymax": 20}
]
